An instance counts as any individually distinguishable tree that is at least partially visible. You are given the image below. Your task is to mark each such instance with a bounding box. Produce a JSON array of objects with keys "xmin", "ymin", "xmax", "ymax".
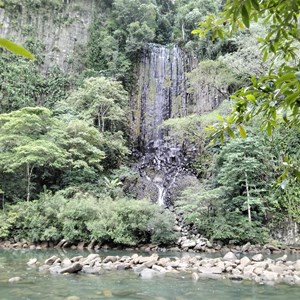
[
  {"xmin": 194, "ymin": 0, "xmax": 300, "ymax": 147},
  {"xmin": 216, "ymin": 136, "xmax": 272, "ymax": 223},
  {"xmin": 66, "ymin": 77, "xmax": 128, "ymax": 133},
  {"xmin": 0, "ymin": 107, "xmax": 106, "ymax": 201},
  {"xmin": 0, "ymin": 108, "xmax": 68, "ymax": 201},
  {"xmin": 177, "ymin": 134, "xmax": 273, "ymax": 243}
]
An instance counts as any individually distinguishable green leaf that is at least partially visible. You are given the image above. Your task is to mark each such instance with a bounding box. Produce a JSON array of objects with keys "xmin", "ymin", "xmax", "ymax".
[
  {"xmin": 0, "ymin": 38, "xmax": 35, "ymax": 59},
  {"xmin": 227, "ymin": 127, "xmax": 236, "ymax": 138},
  {"xmin": 285, "ymin": 90, "xmax": 300, "ymax": 105},
  {"xmin": 246, "ymin": 94, "xmax": 255, "ymax": 102},
  {"xmin": 262, "ymin": 50, "xmax": 268, "ymax": 62},
  {"xmin": 241, "ymin": 5, "xmax": 250, "ymax": 28},
  {"xmin": 250, "ymin": 0, "xmax": 260, "ymax": 11},
  {"xmin": 266, "ymin": 122, "xmax": 272, "ymax": 136},
  {"xmin": 276, "ymin": 72, "xmax": 296, "ymax": 85},
  {"xmin": 239, "ymin": 124, "xmax": 247, "ymax": 139}
]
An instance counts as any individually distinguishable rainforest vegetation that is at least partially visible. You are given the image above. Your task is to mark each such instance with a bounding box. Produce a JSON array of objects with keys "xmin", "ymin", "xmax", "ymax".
[{"xmin": 0, "ymin": 0, "xmax": 299, "ymax": 246}]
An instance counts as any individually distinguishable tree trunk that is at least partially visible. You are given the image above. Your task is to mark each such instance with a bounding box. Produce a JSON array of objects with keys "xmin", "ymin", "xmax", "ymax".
[
  {"xmin": 26, "ymin": 163, "xmax": 34, "ymax": 202},
  {"xmin": 245, "ymin": 171, "xmax": 251, "ymax": 222},
  {"xmin": 181, "ymin": 22, "xmax": 185, "ymax": 41}
]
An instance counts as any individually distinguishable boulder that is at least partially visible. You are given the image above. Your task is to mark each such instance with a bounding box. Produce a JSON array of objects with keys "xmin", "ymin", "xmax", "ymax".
[
  {"xmin": 55, "ymin": 239, "xmax": 67, "ymax": 248},
  {"xmin": 8, "ymin": 277, "xmax": 21, "ymax": 283},
  {"xmin": 49, "ymin": 265, "xmax": 62, "ymax": 274},
  {"xmin": 61, "ymin": 258, "xmax": 72, "ymax": 267},
  {"xmin": 282, "ymin": 275, "xmax": 294, "ymax": 285},
  {"xmin": 45, "ymin": 256, "xmax": 59, "ymax": 265},
  {"xmin": 252, "ymin": 254, "xmax": 264, "ymax": 262},
  {"xmin": 261, "ymin": 270, "xmax": 279, "ymax": 282},
  {"xmin": 77, "ymin": 242, "xmax": 86, "ymax": 250},
  {"xmin": 139, "ymin": 268, "xmax": 159, "ymax": 279},
  {"xmin": 223, "ymin": 252, "xmax": 237, "ymax": 261},
  {"xmin": 87, "ymin": 239, "xmax": 97, "ymax": 249},
  {"xmin": 198, "ymin": 267, "xmax": 223, "ymax": 274},
  {"xmin": 81, "ymin": 265, "xmax": 103, "ymax": 274},
  {"xmin": 237, "ymin": 256, "xmax": 251, "ymax": 271},
  {"xmin": 27, "ymin": 258, "xmax": 37, "ymax": 266},
  {"xmin": 268, "ymin": 265, "xmax": 286, "ymax": 274},
  {"xmin": 275, "ymin": 254, "xmax": 287, "ymax": 262},
  {"xmin": 103, "ymin": 256, "xmax": 119, "ymax": 263},
  {"xmin": 70, "ymin": 256, "xmax": 83, "ymax": 263},
  {"xmin": 241, "ymin": 242, "xmax": 251, "ymax": 252},
  {"xmin": 157, "ymin": 257, "xmax": 170, "ymax": 267},
  {"xmin": 60, "ymin": 262, "xmax": 82, "ymax": 274},
  {"xmin": 181, "ymin": 240, "xmax": 196, "ymax": 249},
  {"xmin": 81, "ymin": 254, "xmax": 100, "ymax": 265}
]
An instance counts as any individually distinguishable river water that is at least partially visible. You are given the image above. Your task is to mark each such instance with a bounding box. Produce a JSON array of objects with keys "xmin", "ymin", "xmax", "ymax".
[{"xmin": 1, "ymin": 249, "xmax": 300, "ymax": 300}]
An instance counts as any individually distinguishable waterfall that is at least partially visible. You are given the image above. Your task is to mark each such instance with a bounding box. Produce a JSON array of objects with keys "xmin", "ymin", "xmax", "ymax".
[
  {"xmin": 132, "ymin": 44, "xmax": 191, "ymax": 206},
  {"xmin": 133, "ymin": 43, "xmax": 187, "ymax": 149}
]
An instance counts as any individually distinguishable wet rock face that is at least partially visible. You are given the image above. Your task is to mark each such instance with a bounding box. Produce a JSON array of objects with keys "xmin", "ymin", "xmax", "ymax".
[{"xmin": 131, "ymin": 44, "xmax": 198, "ymax": 206}]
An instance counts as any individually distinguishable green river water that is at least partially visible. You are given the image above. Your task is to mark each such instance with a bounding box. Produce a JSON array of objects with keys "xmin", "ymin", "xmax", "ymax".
[{"xmin": 0, "ymin": 249, "xmax": 300, "ymax": 300}]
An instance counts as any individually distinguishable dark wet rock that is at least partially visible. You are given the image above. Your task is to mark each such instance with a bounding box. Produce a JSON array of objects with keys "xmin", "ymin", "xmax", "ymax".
[
  {"xmin": 55, "ymin": 239, "xmax": 67, "ymax": 248},
  {"xmin": 87, "ymin": 240, "xmax": 97, "ymax": 249}
]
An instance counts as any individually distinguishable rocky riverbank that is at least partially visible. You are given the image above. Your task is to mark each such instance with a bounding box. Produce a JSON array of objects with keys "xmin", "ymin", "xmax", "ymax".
[
  {"xmin": 1, "ymin": 238, "xmax": 300, "ymax": 255},
  {"xmin": 24, "ymin": 252, "xmax": 300, "ymax": 286}
]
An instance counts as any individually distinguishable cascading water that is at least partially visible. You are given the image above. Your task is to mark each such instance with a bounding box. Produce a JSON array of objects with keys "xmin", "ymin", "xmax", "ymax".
[{"xmin": 131, "ymin": 44, "xmax": 193, "ymax": 206}]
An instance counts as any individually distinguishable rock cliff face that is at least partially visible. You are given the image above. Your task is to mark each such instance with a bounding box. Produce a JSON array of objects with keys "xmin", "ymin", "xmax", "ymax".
[
  {"xmin": 0, "ymin": 0, "xmax": 97, "ymax": 72},
  {"xmin": 131, "ymin": 43, "xmax": 225, "ymax": 206}
]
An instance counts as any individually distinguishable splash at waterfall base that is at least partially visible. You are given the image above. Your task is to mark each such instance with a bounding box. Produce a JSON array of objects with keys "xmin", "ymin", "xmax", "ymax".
[{"xmin": 131, "ymin": 141, "xmax": 198, "ymax": 207}]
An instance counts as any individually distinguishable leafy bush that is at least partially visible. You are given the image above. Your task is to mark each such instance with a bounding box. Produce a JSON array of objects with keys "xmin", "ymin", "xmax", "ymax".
[{"xmin": 0, "ymin": 192, "xmax": 177, "ymax": 246}]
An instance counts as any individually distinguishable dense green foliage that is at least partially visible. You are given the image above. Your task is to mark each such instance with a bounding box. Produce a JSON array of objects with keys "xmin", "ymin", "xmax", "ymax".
[
  {"xmin": 195, "ymin": 0, "xmax": 300, "ymax": 146},
  {"xmin": 0, "ymin": 192, "xmax": 177, "ymax": 245},
  {"xmin": 0, "ymin": 0, "xmax": 300, "ymax": 247}
]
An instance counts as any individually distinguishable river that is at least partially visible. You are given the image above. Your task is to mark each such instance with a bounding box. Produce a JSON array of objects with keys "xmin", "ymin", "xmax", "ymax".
[{"xmin": 1, "ymin": 249, "xmax": 300, "ymax": 300}]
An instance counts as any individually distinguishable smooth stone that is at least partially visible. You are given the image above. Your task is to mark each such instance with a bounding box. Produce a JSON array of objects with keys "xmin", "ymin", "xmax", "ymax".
[
  {"xmin": 8, "ymin": 277, "xmax": 21, "ymax": 283},
  {"xmin": 60, "ymin": 262, "xmax": 82, "ymax": 274},
  {"xmin": 223, "ymin": 252, "xmax": 237, "ymax": 261},
  {"xmin": 27, "ymin": 258, "xmax": 37, "ymax": 266},
  {"xmin": 252, "ymin": 254, "xmax": 264, "ymax": 262}
]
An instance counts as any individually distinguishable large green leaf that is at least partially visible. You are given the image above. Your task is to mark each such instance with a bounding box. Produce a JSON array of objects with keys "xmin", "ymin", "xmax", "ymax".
[
  {"xmin": 241, "ymin": 5, "xmax": 250, "ymax": 28},
  {"xmin": 0, "ymin": 38, "xmax": 35, "ymax": 59}
]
